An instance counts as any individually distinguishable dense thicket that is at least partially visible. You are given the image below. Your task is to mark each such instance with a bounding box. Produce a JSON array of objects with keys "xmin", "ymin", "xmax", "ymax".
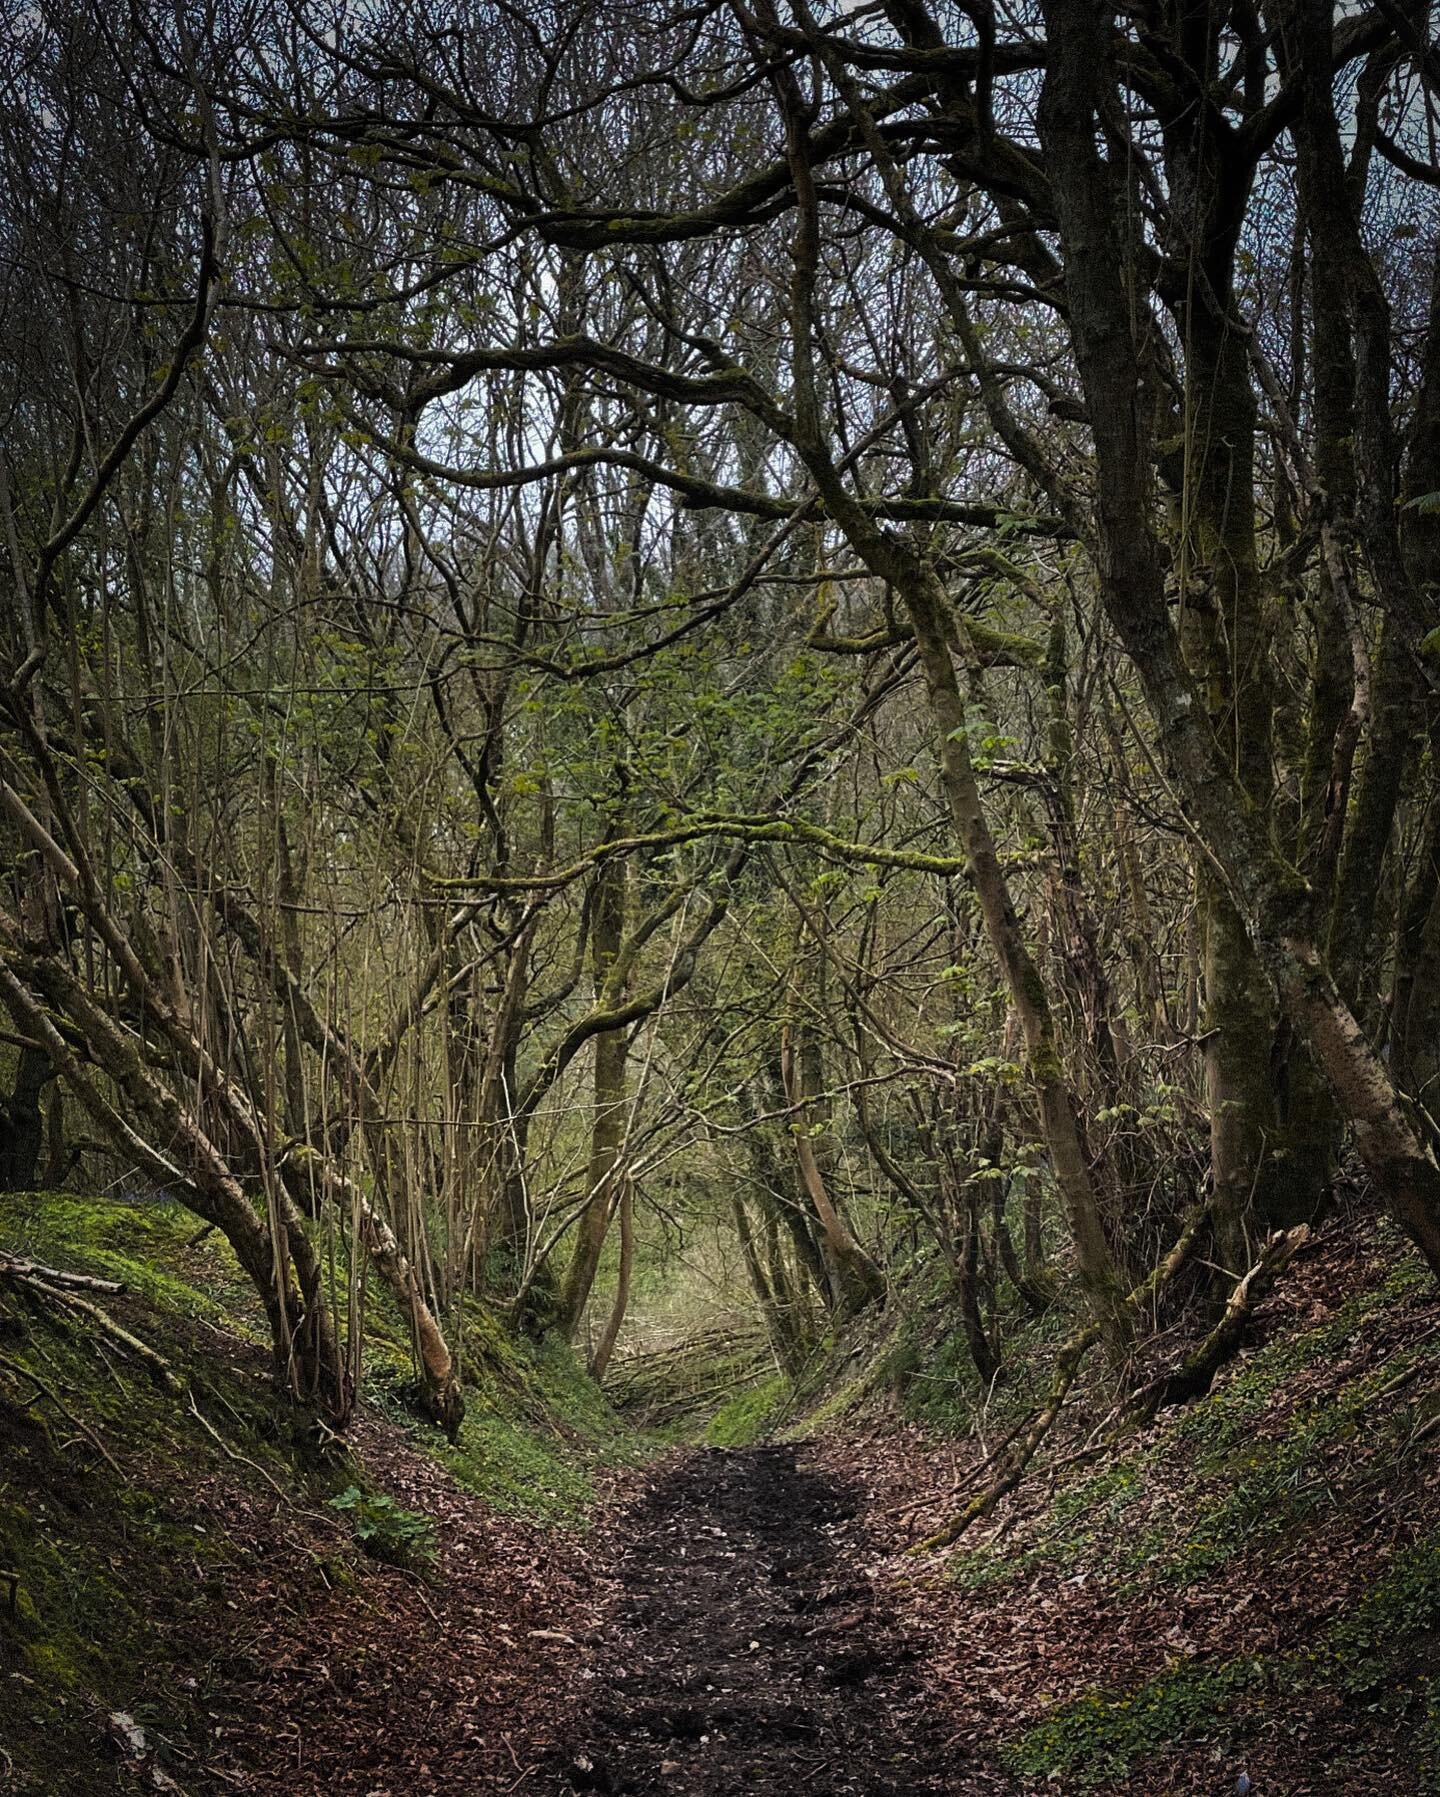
[{"xmin": 1, "ymin": 0, "xmax": 1437, "ymax": 1450}]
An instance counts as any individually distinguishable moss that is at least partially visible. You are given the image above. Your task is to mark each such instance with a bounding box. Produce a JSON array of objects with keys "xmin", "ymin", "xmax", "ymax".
[
  {"xmin": 790, "ymin": 1365, "xmax": 871, "ymax": 1437},
  {"xmin": 706, "ymin": 1374, "xmax": 789, "ymax": 1446},
  {"xmin": 901, "ymin": 1326, "xmax": 981, "ymax": 1432},
  {"xmin": 366, "ymin": 1299, "xmax": 643, "ymax": 1528},
  {"xmin": 21, "ymin": 1638, "xmax": 83, "ymax": 1688},
  {"xmin": 0, "ymin": 1207, "xmax": 369, "ymax": 1791},
  {"xmin": 0, "ymin": 1191, "xmax": 255, "ymax": 1329},
  {"xmin": 0, "ymin": 1187, "xmax": 655, "ymax": 1797},
  {"xmin": 443, "ymin": 1409, "xmax": 594, "ymax": 1521}
]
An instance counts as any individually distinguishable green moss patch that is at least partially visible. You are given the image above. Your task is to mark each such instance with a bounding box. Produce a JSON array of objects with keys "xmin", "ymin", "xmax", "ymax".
[
  {"xmin": 706, "ymin": 1373, "xmax": 790, "ymax": 1446},
  {"xmin": 0, "ymin": 1190, "xmax": 255, "ymax": 1325},
  {"xmin": 0, "ymin": 1270, "xmax": 346, "ymax": 1793}
]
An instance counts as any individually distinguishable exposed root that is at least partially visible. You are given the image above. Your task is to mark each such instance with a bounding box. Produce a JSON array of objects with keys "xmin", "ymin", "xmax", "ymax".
[
  {"xmin": 1123, "ymin": 1224, "xmax": 1311, "ymax": 1423},
  {"xmin": 0, "ymin": 1252, "xmax": 122, "ymax": 1294}
]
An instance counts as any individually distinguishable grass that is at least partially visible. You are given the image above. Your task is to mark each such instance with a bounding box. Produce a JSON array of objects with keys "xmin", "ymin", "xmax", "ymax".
[{"xmin": 706, "ymin": 1372, "xmax": 790, "ymax": 1446}]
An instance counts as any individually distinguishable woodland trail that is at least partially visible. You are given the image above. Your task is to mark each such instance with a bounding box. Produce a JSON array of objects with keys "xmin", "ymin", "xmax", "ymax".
[{"xmin": 550, "ymin": 1445, "xmax": 963, "ymax": 1797}]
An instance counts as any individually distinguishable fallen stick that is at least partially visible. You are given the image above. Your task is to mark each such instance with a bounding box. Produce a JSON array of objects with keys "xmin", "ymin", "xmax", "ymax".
[
  {"xmin": 0, "ymin": 1253, "xmax": 124, "ymax": 1295},
  {"xmin": 1122, "ymin": 1225, "xmax": 1310, "ymax": 1423},
  {"xmin": 911, "ymin": 1202, "xmax": 1213, "ymax": 1553},
  {"xmin": 912, "ymin": 1319, "xmax": 1103, "ymax": 1552},
  {"xmin": 29, "ymin": 1279, "xmax": 182, "ymax": 1393}
]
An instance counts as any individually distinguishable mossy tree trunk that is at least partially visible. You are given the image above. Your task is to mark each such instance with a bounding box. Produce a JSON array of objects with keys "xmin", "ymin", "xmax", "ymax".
[
  {"xmin": 0, "ymin": 1044, "xmax": 54, "ymax": 1193},
  {"xmin": 557, "ymin": 849, "xmax": 631, "ymax": 1339}
]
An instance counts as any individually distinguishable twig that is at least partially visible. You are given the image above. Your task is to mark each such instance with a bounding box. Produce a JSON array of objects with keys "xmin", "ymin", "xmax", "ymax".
[
  {"xmin": 0, "ymin": 1253, "xmax": 123, "ymax": 1294},
  {"xmin": 33, "ymin": 1281, "xmax": 182, "ymax": 1392},
  {"xmin": 186, "ymin": 1392, "xmax": 290, "ymax": 1501},
  {"xmin": 0, "ymin": 1352, "xmax": 123, "ymax": 1475}
]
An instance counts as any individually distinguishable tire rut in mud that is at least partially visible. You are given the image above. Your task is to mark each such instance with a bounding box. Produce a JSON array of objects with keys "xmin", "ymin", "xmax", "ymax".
[{"xmin": 552, "ymin": 1444, "xmax": 959, "ymax": 1795}]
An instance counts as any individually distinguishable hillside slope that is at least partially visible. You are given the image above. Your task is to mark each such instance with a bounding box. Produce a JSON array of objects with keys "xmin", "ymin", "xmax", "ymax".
[
  {"xmin": 797, "ymin": 1202, "xmax": 1440, "ymax": 1792},
  {"xmin": 0, "ymin": 1193, "xmax": 635, "ymax": 1795}
]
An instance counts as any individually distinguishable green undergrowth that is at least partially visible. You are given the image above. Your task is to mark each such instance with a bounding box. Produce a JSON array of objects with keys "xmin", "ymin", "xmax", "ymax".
[
  {"xmin": 706, "ymin": 1372, "xmax": 791, "ymax": 1445},
  {"xmin": 415, "ymin": 1319, "xmax": 641, "ymax": 1524},
  {"xmin": 366, "ymin": 1289, "xmax": 644, "ymax": 1525},
  {"xmin": 6, "ymin": 1191, "xmax": 641, "ymax": 1526},
  {"xmin": 606, "ymin": 1322, "xmax": 782, "ymax": 1441},
  {"xmin": 772, "ymin": 1250, "xmax": 1083, "ymax": 1446},
  {"xmin": 948, "ymin": 1230, "xmax": 1439, "ymax": 1599},
  {"xmin": 925, "ymin": 1218, "xmax": 1440, "ymax": 1787},
  {"xmin": 648, "ymin": 1252, "xmax": 1085, "ymax": 1449},
  {"xmin": 1005, "ymin": 1529, "xmax": 1440, "ymax": 1789}
]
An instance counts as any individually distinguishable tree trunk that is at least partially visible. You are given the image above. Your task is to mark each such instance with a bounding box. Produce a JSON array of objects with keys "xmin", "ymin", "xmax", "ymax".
[
  {"xmin": 558, "ymin": 853, "xmax": 630, "ymax": 1337},
  {"xmin": 903, "ymin": 573, "xmax": 1129, "ymax": 1331},
  {"xmin": 0, "ymin": 1044, "xmax": 54, "ymax": 1193},
  {"xmin": 1038, "ymin": 0, "xmax": 1440, "ymax": 1280},
  {"xmin": 589, "ymin": 1178, "xmax": 633, "ymax": 1383},
  {"xmin": 778, "ymin": 1022, "xmax": 885, "ymax": 1316}
]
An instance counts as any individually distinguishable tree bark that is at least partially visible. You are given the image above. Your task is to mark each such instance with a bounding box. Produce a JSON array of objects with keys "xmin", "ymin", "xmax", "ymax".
[
  {"xmin": 589, "ymin": 1178, "xmax": 633, "ymax": 1383},
  {"xmin": 779, "ymin": 1021, "xmax": 885, "ymax": 1316},
  {"xmin": 0, "ymin": 1043, "xmax": 54, "ymax": 1193},
  {"xmin": 904, "ymin": 574, "xmax": 1130, "ymax": 1330},
  {"xmin": 1038, "ymin": 0, "xmax": 1440, "ymax": 1280},
  {"xmin": 558, "ymin": 852, "xmax": 631, "ymax": 1336}
]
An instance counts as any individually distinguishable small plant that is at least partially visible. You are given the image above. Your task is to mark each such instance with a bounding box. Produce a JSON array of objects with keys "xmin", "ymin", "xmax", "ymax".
[{"xmin": 327, "ymin": 1486, "xmax": 438, "ymax": 1570}]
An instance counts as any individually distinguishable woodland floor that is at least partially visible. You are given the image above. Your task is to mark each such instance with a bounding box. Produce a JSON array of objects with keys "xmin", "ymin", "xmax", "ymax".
[
  {"xmin": 547, "ymin": 1444, "xmax": 959, "ymax": 1796},
  {"xmin": 204, "ymin": 1213, "xmax": 1440, "ymax": 1796},
  {"xmin": 206, "ymin": 1437, "xmax": 971, "ymax": 1796},
  {"xmin": 5, "ymin": 1200, "xmax": 1439, "ymax": 1794}
]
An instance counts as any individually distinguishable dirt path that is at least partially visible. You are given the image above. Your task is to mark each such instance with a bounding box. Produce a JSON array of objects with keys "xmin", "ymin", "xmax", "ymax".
[{"xmin": 549, "ymin": 1444, "xmax": 962, "ymax": 1796}]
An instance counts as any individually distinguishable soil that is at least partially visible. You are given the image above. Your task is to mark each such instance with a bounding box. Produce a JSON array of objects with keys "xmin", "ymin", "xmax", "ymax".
[
  {"xmin": 547, "ymin": 1444, "xmax": 967, "ymax": 1797},
  {"xmin": 23, "ymin": 1208, "xmax": 1434, "ymax": 1794}
]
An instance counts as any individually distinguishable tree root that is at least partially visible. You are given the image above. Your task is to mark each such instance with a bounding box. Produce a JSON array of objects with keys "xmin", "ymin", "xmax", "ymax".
[
  {"xmin": 1123, "ymin": 1225, "xmax": 1310, "ymax": 1424},
  {"xmin": 911, "ymin": 1213, "xmax": 1313, "ymax": 1553}
]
